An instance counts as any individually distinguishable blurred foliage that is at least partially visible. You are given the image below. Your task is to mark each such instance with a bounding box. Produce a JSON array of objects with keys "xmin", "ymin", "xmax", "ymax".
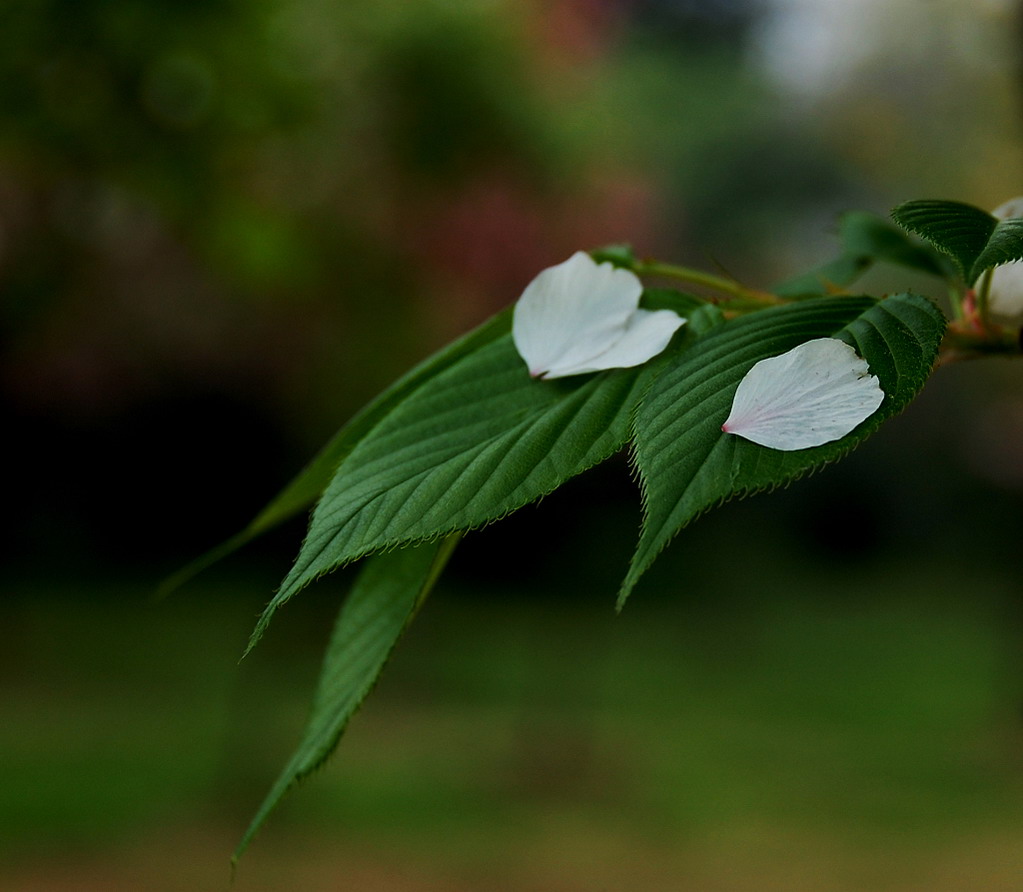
[
  {"xmin": 0, "ymin": 0, "xmax": 797, "ymax": 575},
  {"xmin": 0, "ymin": 0, "xmax": 630, "ymax": 568},
  {"xmin": 2, "ymin": 542, "xmax": 1023, "ymax": 888}
]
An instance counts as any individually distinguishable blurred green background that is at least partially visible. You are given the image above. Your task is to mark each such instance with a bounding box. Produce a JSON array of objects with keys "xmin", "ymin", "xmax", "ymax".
[{"xmin": 5, "ymin": 1, "xmax": 1023, "ymax": 889}]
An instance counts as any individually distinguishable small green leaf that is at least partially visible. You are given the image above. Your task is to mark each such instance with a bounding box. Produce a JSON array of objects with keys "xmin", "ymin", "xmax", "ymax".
[
  {"xmin": 253, "ymin": 334, "xmax": 652, "ymax": 645},
  {"xmin": 157, "ymin": 310, "xmax": 510, "ymax": 597},
  {"xmin": 839, "ymin": 211, "xmax": 948, "ymax": 277},
  {"xmin": 640, "ymin": 287, "xmax": 706, "ymax": 316},
  {"xmin": 590, "ymin": 243, "xmax": 636, "ymax": 268},
  {"xmin": 233, "ymin": 534, "xmax": 460, "ymax": 864},
  {"xmin": 773, "ymin": 211, "xmax": 947, "ymax": 298},
  {"xmin": 773, "ymin": 254, "xmax": 870, "ymax": 298},
  {"xmin": 620, "ymin": 293, "xmax": 945, "ymax": 605},
  {"xmin": 891, "ymin": 199, "xmax": 1023, "ymax": 284}
]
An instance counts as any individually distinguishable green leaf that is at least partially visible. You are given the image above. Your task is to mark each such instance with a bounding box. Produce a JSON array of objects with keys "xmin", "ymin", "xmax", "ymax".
[
  {"xmin": 773, "ymin": 211, "xmax": 947, "ymax": 298},
  {"xmin": 773, "ymin": 254, "xmax": 870, "ymax": 298},
  {"xmin": 233, "ymin": 534, "xmax": 460, "ymax": 864},
  {"xmin": 253, "ymin": 334, "xmax": 654, "ymax": 645},
  {"xmin": 590, "ymin": 243, "xmax": 636, "ymax": 268},
  {"xmin": 891, "ymin": 199, "xmax": 1023, "ymax": 284},
  {"xmin": 156, "ymin": 309, "xmax": 510, "ymax": 597},
  {"xmin": 640, "ymin": 287, "xmax": 707, "ymax": 316},
  {"xmin": 620, "ymin": 293, "xmax": 946, "ymax": 605},
  {"xmin": 683, "ymin": 303, "xmax": 727, "ymax": 337},
  {"xmin": 839, "ymin": 211, "xmax": 948, "ymax": 277},
  {"xmin": 973, "ymin": 219, "xmax": 1023, "ymax": 281}
]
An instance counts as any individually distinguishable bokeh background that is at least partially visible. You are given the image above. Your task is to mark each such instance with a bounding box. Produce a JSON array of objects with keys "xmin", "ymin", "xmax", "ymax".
[{"xmin": 5, "ymin": 0, "xmax": 1023, "ymax": 889}]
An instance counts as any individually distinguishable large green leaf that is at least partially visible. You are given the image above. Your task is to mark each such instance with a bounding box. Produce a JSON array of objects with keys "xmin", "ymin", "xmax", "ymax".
[
  {"xmin": 157, "ymin": 310, "xmax": 511, "ymax": 597},
  {"xmin": 891, "ymin": 199, "xmax": 1023, "ymax": 284},
  {"xmin": 253, "ymin": 332, "xmax": 656, "ymax": 644},
  {"xmin": 620, "ymin": 293, "xmax": 946, "ymax": 605},
  {"xmin": 234, "ymin": 534, "xmax": 460, "ymax": 863}
]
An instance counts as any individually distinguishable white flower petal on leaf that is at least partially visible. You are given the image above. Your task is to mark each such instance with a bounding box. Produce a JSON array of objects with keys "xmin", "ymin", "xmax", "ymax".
[
  {"xmin": 512, "ymin": 251, "xmax": 686, "ymax": 379},
  {"xmin": 987, "ymin": 196, "xmax": 1023, "ymax": 321},
  {"xmin": 721, "ymin": 337, "xmax": 885, "ymax": 451}
]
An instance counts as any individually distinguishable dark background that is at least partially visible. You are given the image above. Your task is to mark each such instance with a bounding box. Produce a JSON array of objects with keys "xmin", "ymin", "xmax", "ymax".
[{"xmin": 5, "ymin": 1, "xmax": 1023, "ymax": 888}]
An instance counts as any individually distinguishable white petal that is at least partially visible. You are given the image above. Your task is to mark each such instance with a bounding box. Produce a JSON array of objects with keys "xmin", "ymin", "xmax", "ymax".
[
  {"xmin": 721, "ymin": 338, "xmax": 885, "ymax": 450},
  {"xmin": 512, "ymin": 252, "xmax": 684, "ymax": 379},
  {"xmin": 563, "ymin": 308, "xmax": 686, "ymax": 377}
]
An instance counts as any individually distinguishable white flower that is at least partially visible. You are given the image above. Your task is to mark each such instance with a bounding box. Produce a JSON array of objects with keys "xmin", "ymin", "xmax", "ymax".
[
  {"xmin": 512, "ymin": 251, "xmax": 686, "ymax": 379},
  {"xmin": 722, "ymin": 337, "xmax": 885, "ymax": 450},
  {"xmin": 987, "ymin": 196, "xmax": 1023, "ymax": 321}
]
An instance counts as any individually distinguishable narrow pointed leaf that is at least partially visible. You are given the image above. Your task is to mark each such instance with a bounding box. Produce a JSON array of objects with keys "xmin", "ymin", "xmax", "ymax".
[
  {"xmin": 157, "ymin": 310, "xmax": 510, "ymax": 597},
  {"xmin": 621, "ymin": 293, "xmax": 945, "ymax": 605},
  {"xmin": 234, "ymin": 534, "xmax": 460, "ymax": 863},
  {"xmin": 254, "ymin": 334, "xmax": 653, "ymax": 643},
  {"xmin": 891, "ymin": 199, "xmax": 1023, "ymax": 284}
]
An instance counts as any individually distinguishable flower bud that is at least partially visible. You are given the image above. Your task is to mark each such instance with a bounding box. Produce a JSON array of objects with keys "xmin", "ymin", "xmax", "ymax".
[{"xmin": 987, "ymin": 197, "xmax": 1023, "ymax": 322}]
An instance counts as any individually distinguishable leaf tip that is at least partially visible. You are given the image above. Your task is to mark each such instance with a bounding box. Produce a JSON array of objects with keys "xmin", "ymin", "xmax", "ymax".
[
  {"xmin": 615, "ymin": 577, "xmax": 637, "ymax": 613},
  {"xmin": 241, "ymin": 608, "xmax": 275, "ymax": 661}
]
